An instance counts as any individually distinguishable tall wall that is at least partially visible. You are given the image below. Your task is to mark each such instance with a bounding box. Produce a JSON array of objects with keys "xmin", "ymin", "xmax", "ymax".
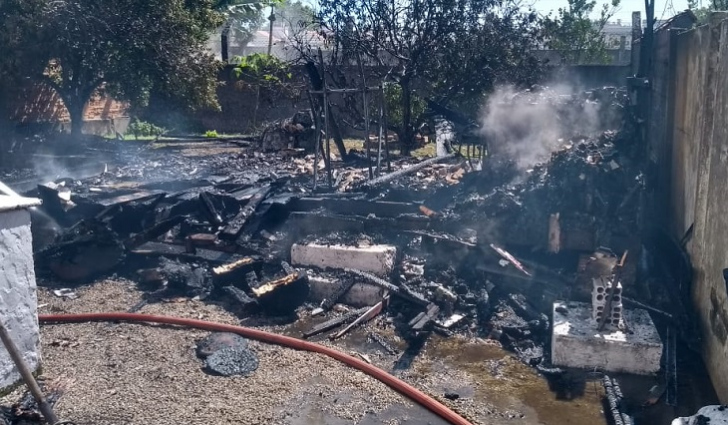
[{"xmin": 656, "ymin": 13, "xmax": 728, "ymax": 401}]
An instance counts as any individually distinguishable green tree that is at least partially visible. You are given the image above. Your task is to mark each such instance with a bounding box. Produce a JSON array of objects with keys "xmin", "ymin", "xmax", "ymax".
[
  {"xmin": 277, "ymin": 0, "xmax": 315, "ymax": 28},
  {"xmin": 688, "ymin": 0, "xmax": 727, "ymax": 25},
  {"xmin": 299, "ymin": 0, "xmax": 543, "ymax": 153},
  {"xmin": 0, "ymin": 0, "xmax": 224, "ymax": 137},
  {"xmin": 216, "ymin": 0, "xmax": 273, "ymax": 61},
  {"xmin": 542, "ymin": 0, "xmax": 621, "ymax": 65}
]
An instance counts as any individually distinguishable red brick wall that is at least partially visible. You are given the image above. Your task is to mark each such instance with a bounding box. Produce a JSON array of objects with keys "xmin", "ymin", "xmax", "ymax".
[{"xmin": 4, "ymin": 81, "xmax": 128, "ymax": 124}]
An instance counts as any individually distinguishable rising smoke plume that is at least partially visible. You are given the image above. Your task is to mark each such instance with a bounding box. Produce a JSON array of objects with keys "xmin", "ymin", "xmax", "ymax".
[{"xmin": 479, "ymin": 84, "xmax": 605, "ymax": 171}]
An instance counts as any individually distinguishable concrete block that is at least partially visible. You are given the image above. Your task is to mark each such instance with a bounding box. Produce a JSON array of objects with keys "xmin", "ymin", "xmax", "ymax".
[
  {"xmin": 291, "ymin": 243, "xmax": 396, "ymax": 275},
  {"xmin": 671, "ymin": 405, "xmax": 728, "ymax": 425},
  {"xmin": 307, "ymin": 276, "xmax": 384, "ymax": 307},
  {"xmin": 0, "ymin": 196, "xmax": 42, "ymax": 391},
  {"xmin": 552, "ymin": 301, "xmax": 662, "ymax": 375},
  {"xmin": 591, "ymin": 277, "xmax": 623, "ymax": 326}
]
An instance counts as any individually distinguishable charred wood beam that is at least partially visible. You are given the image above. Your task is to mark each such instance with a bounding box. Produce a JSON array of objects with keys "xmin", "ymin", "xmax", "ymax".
[
  {"xmin": 358, "ymin": 153, "xmax": 457, "ymax": 189},
  {"xmin": 96, "ymin": 190, "xmax": 165, "ymax": 207},
  {"xmin": 36, "ymin": 184, "xmax": 70, "ymax": 226},
  {"xmin": 199, "ymin": 192, "xmax": 223, "ymax": 226},
  {"xmin": 289, "ymin": 197, "xmax": 419, "ymax": 217},
  {"xmin": 345, "ymin": 268, "xmax": 429, "ymax": 307},
  {"xmin": 286, "ymin": 212, "xmax": 431, "ymax": 235},
  {"xmin": 222, "ymin": 286, "xmax": 258, "ymax": 311},
  {"xmin": 368, "ymin": 332, "xmax": 399, "ymax": 355},
  {"xmin": 305, "ymin": 61, "xmax": 348, "ymax": 161},
  {"xmin": 331, "ymin": 298, "xmax": 387, "ymax": 340},
  {"xmin": 124, "ymin": 216, "xmax": 185, "ymax": 250},
  {"xmin": 220, "ymin": 185, "xmax": 272, "ymax": 241},
  {"xmin": 211, "ymin": 257, "xmax": 261, "ymax": 286},
  {"xmin": 131, "ymin": 241, "xmax": 244, "ymax": 264},
  {"xmin": 320, "ymin": 277, "xmax": 358, "ymax": 312},
  {"xmin": 302, "ymin": 307, "xmax": 369, "ymax": 339},
  {"xmin": 409, "ymin": 303, "xmax": 440, "ymax": 331},
  {"xmin": 235, "ymin": 202, "xmax": 274, "ymax": 245},
  {"xmin": 251, "ymin": 270, "xmax": 310, "ymax": 314}
]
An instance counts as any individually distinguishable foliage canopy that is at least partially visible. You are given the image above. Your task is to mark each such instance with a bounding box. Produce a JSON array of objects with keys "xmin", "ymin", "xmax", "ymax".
[
  {"xmin": 292, "ymin": 0, "xmax": 545, "ymax": 151},
  {"xmin": 541, "ymin": 0, "xmax": 621, "ymax": 65},
  {"xmin": 0, "ymin": 0, "xmax": 224, "ymax": 136}
]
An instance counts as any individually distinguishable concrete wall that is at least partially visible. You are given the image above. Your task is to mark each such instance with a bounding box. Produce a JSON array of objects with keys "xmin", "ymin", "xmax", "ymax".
[
  {"xmin": 659, "ymin": 13, "xmax": 728, "ymax": 401},
  {"xmin": 0, "ymin": 198, "xmax": 42, "ymax": 391}
]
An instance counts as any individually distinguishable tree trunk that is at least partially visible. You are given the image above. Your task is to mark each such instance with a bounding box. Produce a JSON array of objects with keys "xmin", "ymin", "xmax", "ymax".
[
  {"xmin": 66, "ymin": 98, "xmax": 85, "ymax": 137},
  {"xmin": 399, "ymin": 77, "xmax": 415, "ymax": 155}
]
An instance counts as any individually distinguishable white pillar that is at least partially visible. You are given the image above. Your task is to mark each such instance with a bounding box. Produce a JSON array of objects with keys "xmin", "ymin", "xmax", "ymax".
[{"xmin": 0, "ymin": 195, "xmax": 42, "ymax": 391}]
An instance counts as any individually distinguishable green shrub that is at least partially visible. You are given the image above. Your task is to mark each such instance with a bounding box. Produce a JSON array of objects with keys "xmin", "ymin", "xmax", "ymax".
[
  {"xmin": 204, "ymin": 130, "xmax": 219, "ymax": 138},
  {"xmin": 126, "ymin": 119, "xmax": 164, "ymax": 139}
]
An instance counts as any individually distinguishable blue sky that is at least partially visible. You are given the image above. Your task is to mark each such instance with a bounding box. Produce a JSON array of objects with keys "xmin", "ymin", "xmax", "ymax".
[
  {"xmin": 296, "ymin": 0, "xmax": 693, "ymax": 24},
  {"xmin": 528, "ymin": 0, "xmax": 691, "ymax": 22}
]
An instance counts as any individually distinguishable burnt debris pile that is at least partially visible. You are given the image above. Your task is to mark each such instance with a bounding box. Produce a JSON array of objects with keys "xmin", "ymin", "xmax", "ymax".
[{"xmin": 22, "ymin": 86, "xmax": 662, "ymax": 378}]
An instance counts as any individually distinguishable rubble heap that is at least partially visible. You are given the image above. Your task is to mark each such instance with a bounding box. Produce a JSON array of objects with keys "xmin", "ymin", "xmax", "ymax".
[{"xmin": 16, "ymin": 86, "xmax": 689, "ymax": 399}]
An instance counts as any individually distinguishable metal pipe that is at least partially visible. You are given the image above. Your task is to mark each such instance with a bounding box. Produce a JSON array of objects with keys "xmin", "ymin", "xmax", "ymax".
[{"xmin": 0, "ymin": 319, "xmax": 59, "ymax": 425}]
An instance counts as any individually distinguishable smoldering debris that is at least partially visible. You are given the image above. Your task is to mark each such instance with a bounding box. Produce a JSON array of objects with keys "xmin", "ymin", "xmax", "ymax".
[
  {"xmin": 480, "ymin": 85, "xmax": 628, "ymax": 171},
  {"xmin": 8, "ymin": 86, "xmax": 693, "ymax": 422}
]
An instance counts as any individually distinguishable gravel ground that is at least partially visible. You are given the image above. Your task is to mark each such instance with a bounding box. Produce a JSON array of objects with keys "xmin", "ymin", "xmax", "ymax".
[
  {"xmin": 11, "ymin": 280, "xmax": 411, "ymax": 425},
  {"xmin": 1, "ymin": 279, "xmax": 605, "ymax": 425}
]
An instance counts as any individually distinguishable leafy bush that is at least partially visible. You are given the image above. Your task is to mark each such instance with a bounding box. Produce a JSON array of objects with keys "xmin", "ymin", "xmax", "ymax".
[
  {"xmin": 126, "ymin": 119, "xmax": 164, "ymax": 139},
  {"xmin": 383, "ymin": 82, "xmax": 426, "ymax": 129},
  {"xmin": 233, "ymin": 53, "xmax": 292, "ymax": 87},
  {"xmin": 204, "ymin": 130, "xmax": 219, "ymax": 138}
]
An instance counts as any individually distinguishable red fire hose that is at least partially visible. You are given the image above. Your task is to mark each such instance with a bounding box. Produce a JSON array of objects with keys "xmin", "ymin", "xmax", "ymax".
[{"xmin": 38, "ymin": 313, "xmax": 474, "ymax": 425}]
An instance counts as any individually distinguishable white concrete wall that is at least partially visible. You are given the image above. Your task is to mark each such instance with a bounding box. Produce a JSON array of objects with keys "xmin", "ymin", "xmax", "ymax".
[{"xmin": 0, "ymin": 206, "xmax": 41, "ymax": 390}]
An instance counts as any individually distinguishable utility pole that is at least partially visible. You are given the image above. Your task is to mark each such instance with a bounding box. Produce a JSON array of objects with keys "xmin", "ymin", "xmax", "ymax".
[{"xmin": 267, "ymin": 4, "xmax": 276, "ymax": 55}]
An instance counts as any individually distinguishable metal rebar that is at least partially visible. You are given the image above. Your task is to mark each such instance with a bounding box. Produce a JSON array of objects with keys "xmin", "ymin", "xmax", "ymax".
[{"xmin": 0, "ymin": 319, "xmax": 59, "ymax": 425}]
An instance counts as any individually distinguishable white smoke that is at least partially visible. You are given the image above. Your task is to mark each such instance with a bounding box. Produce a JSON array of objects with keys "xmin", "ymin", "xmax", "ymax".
[{"xmin": 479, "ymin": 84, "xmax": 604, "ymax": 171}]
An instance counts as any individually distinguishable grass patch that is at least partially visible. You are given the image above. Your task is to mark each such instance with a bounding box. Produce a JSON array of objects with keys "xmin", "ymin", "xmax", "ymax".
[
  {"xmin": 342, "ymin": 137, "xmax": 436, "ymax": 159},
  {"xmin": 411, "ymin": 142, "xmax": 436, "ymax": 159}
]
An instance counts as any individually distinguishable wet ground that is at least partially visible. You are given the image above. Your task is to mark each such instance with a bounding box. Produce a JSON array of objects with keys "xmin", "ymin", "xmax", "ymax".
[
  {"xmin": 275, "ymin": 317, "xmax": 608, "ymax": 425},
  {"xmin": 275, "ymin": 313, "xmax": 720, "ymax": 425}
]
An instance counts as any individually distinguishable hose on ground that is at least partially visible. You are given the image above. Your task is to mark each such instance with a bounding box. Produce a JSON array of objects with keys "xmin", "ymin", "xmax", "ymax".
[{"xmin": 38, "ymin": 312, "xmax": 474, "ymax": 425}]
